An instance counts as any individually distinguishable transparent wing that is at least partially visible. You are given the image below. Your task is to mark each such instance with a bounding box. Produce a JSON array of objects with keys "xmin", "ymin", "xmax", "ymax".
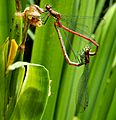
[
  {"xmin": 61, "ymin": 15, "xmax": 98, "ymax": 37},
  {"xmin": 76, "ymin": 63, "xmax": 89, "ymax": 113}
]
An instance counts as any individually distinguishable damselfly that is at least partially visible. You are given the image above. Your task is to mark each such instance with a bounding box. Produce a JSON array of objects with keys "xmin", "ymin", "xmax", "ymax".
[
  {"xmin": 42, "ymin": 5, "xmax": 99, "ymax": 111},
  {"xmin": 43, "ymin": 5, "xmax": 99, "ymax": 66}
]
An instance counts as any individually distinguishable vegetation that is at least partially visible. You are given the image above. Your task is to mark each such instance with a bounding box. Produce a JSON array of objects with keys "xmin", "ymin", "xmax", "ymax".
[{"xmin": 0, "ymin": 0, "xmax": 116, "ymax": 120}]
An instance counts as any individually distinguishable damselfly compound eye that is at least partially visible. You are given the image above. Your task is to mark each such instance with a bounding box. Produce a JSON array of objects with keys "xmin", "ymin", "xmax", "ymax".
[{"xmin": 45, "ymin": 4, "xmax": 52, "ymax": 10}]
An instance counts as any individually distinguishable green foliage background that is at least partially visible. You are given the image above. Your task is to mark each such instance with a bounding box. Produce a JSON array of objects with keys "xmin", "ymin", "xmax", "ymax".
[{"xmin": 0, "ymin": 0, "xmax": 116, "ymax": 120}]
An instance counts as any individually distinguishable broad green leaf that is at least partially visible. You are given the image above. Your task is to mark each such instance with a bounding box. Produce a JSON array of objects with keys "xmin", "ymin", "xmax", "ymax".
[
  {"xmin": 8, "ymin": 62, "xmax": 50, "ymax": 120},
  {"xmin": 106, "ymin": 66, "xmax": 116, "ymax": 120}
]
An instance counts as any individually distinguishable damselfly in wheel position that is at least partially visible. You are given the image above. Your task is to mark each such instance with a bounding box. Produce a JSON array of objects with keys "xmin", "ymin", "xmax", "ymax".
[
  {"xmin": 43, "ymin": 5, "xmax": 99, "ymax": 111},
  {"xmin": 43, "ymin": 5, "xmax": 99, "ymax": 65}
]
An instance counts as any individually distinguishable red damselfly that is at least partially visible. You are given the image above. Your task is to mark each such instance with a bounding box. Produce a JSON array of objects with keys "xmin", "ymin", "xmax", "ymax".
[
  {"xmin": 43, "ymin": 5, "xmax": 99, "ymax": 66},
  {"xmin": 42, "ymin": 5, "xmax": 99, "ymax": 112}
]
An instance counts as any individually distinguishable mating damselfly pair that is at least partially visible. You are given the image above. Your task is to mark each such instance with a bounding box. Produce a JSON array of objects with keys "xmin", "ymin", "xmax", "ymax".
[{"xmin": 18, "ymin": 4, "xmax": 99, "ymax": 112}]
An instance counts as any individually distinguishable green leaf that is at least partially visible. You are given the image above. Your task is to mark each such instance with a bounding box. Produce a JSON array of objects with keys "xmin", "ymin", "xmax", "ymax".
[
  {"xmin": 8, "ymin": 62, "xmax": 50, "ymax": 120},
  {"xmin": 106, "ymin": 66, "xmax": 116, "ymax": 120}
]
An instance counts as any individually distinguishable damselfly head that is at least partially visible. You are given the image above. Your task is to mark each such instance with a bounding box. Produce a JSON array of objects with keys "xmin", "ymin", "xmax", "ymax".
[
  {"xmin": 45, "ymin": 4, "xmax": 52, "ymax": 10},
  {"xmin": 79, "ymin": 46, "xmax": 90, "ymax": 64},
  {"xmin": 84, "ymin": 46, "xmax": 90, "ymax": 64},
  {"xmin": 84, "ymin": 46, "xmax": 90, "ymax": 54}
]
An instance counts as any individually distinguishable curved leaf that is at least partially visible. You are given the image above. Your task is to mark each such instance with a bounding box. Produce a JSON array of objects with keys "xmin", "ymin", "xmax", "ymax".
[{"xmin": 8, "ymin": 62, "xmax": 50, "ymax": 120}]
